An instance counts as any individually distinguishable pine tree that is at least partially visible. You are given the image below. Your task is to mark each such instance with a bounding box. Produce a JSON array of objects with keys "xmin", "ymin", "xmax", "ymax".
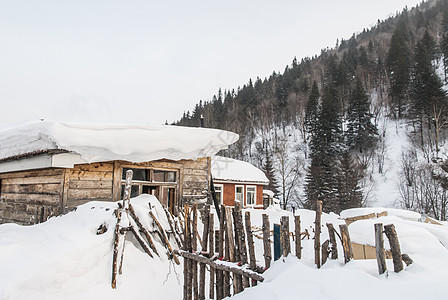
[
  {"xmin": 346, "ymin": 79, "xmax": 378, "ymax": 153},
  {"xmin": 441, "ymin": 9, "xmax": 448, "ymax": 81},
  {"xmin": 386, "ymin": 15, "xmax": 411, "ymax": 118},
  {"xmin": 335, "ymin": 151, "xmax": 363, "ymax": 213},
  {"xmin": 262, "ymin": 153, "xmax": 280, "ymax": 198},
  {"xmin": 305, "ymin": 81, "xmax": 319, "ymax": 136},
  {"xmin": 305, "ymin": 84, "xmax": 344, "ymax": 212}
]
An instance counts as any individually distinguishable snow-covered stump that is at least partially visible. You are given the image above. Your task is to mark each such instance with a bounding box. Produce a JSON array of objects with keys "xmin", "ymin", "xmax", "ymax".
[
  {"xmin": 339, "ymin": 224, "xmax": 353, "ymax": 264},
  {"xmin": 314, "ymin": 201, "xmax": 322, "ymax": 268},
  {"xmin": 294, "ymin": 216, "xmax": 302, "ymax": 259},
  {"xmin": 263, "ymin": 214, "xmax": 272, "ymax": 268},
  {"xmin": 384, "ymin": 224, "xmax": 404, "ymax": 273},
  {"xmin": 374, "ymin": 223, "xmax": 387, "ymax": 275}
]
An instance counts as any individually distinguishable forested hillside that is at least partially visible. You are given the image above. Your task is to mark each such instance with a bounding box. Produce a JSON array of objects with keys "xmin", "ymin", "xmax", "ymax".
[{"xmin": 177, "ymin": 0, "xmax": 448, "ymax": 219}]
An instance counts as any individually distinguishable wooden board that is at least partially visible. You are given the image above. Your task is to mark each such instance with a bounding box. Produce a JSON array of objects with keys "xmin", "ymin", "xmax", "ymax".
[{"xmin": 352, "ymin": 242, "xmax": 392, "ymax": 260}]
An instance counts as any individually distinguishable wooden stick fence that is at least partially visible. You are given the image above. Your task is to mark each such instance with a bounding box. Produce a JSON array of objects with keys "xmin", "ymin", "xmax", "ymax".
[{"xmin": 110, "ymin": 178, "xmax": 414, "ymax": 297}]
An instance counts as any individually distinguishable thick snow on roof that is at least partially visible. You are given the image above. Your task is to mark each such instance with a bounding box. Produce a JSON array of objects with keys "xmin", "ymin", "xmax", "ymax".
[
  {"xmin": 0, "ymin": 121, "xmax": 239, "ymax": 163},
  {"xmin": 211, "ymin": 156, "xmax": 269, "ymax": 184}
]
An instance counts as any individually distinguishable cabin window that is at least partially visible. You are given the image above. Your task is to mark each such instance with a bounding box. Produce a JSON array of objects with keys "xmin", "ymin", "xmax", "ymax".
[
  {"xmin": 235, "ymin": 185, "xmax": 244, "ymax": 203},
  {"xmin": 153, "ymin": 170, "xmax": 176, "ymax": 182},
  {"xmin": 120, "ymin": 167, "xmax": 179, "ymax": 210},
  {"xmin": 246, "ymin": 186, "xmax": 256, "ymax": 206},
  {"xmin": 214, "ymin": 184, "xmax": 223, "ymax": 205}
]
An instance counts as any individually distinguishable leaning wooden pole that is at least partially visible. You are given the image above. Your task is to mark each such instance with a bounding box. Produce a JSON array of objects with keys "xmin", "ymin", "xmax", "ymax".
[
  {"xmin": 374, "ymin": 223, "xmax": 387, "ymax": 275},
  {"xmin": 111, "ymin": 208, "xmax": 123, "ymax": 289},
  {"xmin": 384, "ymin": 224, "xmax": 403, "ymax": 273},
  {"xmin": 314, "ymin": 201, "xmax": 322, "ymax": 268}
]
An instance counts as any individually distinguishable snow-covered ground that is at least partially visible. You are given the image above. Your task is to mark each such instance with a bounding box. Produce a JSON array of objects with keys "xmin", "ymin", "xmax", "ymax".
[{"xmin": 1, "ymin": 195, "xmax": 448, "ymax": 300}]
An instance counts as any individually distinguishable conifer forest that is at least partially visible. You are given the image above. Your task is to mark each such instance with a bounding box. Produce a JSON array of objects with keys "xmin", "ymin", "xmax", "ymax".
[{"xmin": 177, "ymin": 0, "xmax": 448, "ymax": 219}]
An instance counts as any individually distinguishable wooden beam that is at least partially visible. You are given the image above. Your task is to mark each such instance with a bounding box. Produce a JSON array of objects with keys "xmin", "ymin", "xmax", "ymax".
[{"xmin": 176, "ymin": 250, "xmax": 264, "ymax": 282}]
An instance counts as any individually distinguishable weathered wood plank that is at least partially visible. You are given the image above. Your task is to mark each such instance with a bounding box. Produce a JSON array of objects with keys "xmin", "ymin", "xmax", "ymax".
[
  {"xmin": 1, "ymin": 193, "xmax": 61, "ymax": 205},
  {"xmin": 72, "ymin": 163, "xmax": 114, "ymax": 172},
  {"xmin": 326, "ymin": 223, "xmax": 338, "ymax": 260},
  {"xmin": 2, "ymin": 175, "xmax": 62, "ymax": 185},
  {"xmin": 67, "ymin": 188, "xmax": 112, "ymax": 200},
  {"xmin": 68, "ymin": 171, "xmax": 113, "ymax": 181},
  {"xmin": 183, "ymin": 175, "xmax": 208, "ymax": 183},
  {"xmin": 67, "ymin": 199, "xmax": 112, "ymax": 207},
  {"xmin": 0, "ymin": 169, "xmax": 64, "ymax": 179},
  {"xmin": 68, "ymin": 180, "xmax": 113, "ymax": 189},
  {"xmin": 2, "ymin": 183, "xmax": 61, "ymax": 194},
  {"xmin": 183, "ymin": 168, "xmax": 208, "ymax": 176}
]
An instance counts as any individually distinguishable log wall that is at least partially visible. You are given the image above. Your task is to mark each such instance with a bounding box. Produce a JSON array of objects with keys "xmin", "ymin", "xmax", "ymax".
[
  {"xmin": 65, "ymin": 162, "xmax": 115, "ymax": 210},
  {"xmin": 0, "ymin": 169, "xmax": 65, "ymax": 224},
  {"xmin": 0, "ymin": 157, "xmax": 211, "ymax": 224}
]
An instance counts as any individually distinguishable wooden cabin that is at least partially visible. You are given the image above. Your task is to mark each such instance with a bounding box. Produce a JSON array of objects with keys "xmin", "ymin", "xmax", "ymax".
[
  {"xmin": 0, "ymin": 122, "xmax": 238, "ymax": 225},
  {"xmin": 211, "ymin": 156, "xmax": 269, "ymax": 208}
]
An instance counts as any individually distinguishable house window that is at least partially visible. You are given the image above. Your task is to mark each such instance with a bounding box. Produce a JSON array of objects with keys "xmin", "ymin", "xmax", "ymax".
[
  {"xmin": 214, "ymin": 184, "xmax": 223, "ymax": 205},
  {"xmin": 235, "ymin": 185, "xmax": 244, "ymax": 203},
  {"xmin": 246, "ymin": 186, "xmax": 256, "ymax": 206}
]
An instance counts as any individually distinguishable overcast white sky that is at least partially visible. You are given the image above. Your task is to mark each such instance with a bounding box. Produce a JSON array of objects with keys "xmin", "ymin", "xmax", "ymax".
[{"xmin": 0, "ymin": 0, "xmax": 422, "ymax": 127}]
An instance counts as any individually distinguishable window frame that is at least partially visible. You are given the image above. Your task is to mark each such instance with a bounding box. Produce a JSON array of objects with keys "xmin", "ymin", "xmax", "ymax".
[
  {"xmin": 120, "ymin": 166, "xmax": 179, "ymax": 201},
  {"xmin": 235, "ymin": 185, "xmax": 244, "ymax": 204},
  {"xmin": 246, "ymin": 185, "xmax": 257, "ymax": 207},
  {"xmin": 213, "ymin": 184, "xmax": 223, "ymax": 205}
]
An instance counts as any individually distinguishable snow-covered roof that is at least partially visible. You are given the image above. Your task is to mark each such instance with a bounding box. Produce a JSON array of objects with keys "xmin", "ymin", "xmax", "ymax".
[
  {"xmin": 211, "ymin": 156, "xmax": 269, "ymax": 185},
  {"xmin": 0, "ymin": 121, "xmax": 239, "ymax": 163}
]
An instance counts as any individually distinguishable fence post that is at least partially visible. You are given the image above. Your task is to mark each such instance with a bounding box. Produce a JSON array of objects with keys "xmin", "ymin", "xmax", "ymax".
[
  {"xmin": 314, "ymin": 201, "xmax": 322, "ymax": 268},
  {"xmin": 384, "ymin": 224, "xmax": 403, "ymax": 273},
  {"xmin": 280, "ymin": 216, "xmax": 290, "ymax": 257},
  {"xmin": 262, "ymin": 214, "xmax": 272, "ymax": 268},
  {"xmin": 294, "ymin": 215, "xmax": 301, "ymax": 259},
  {"xmin": 339, "ymin": 224, "xmax": 353, "ymax": 264},
  {"xmin": 374, "ymin": 223, "xmax": 387, "ymax": 275},
  {"xmin": 326, "ymin": 223, "xmax": 338, "ymax": 260},
  {"xmin": 273, "ymin": 224, "xmax": 281, "ymax": 261}
]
